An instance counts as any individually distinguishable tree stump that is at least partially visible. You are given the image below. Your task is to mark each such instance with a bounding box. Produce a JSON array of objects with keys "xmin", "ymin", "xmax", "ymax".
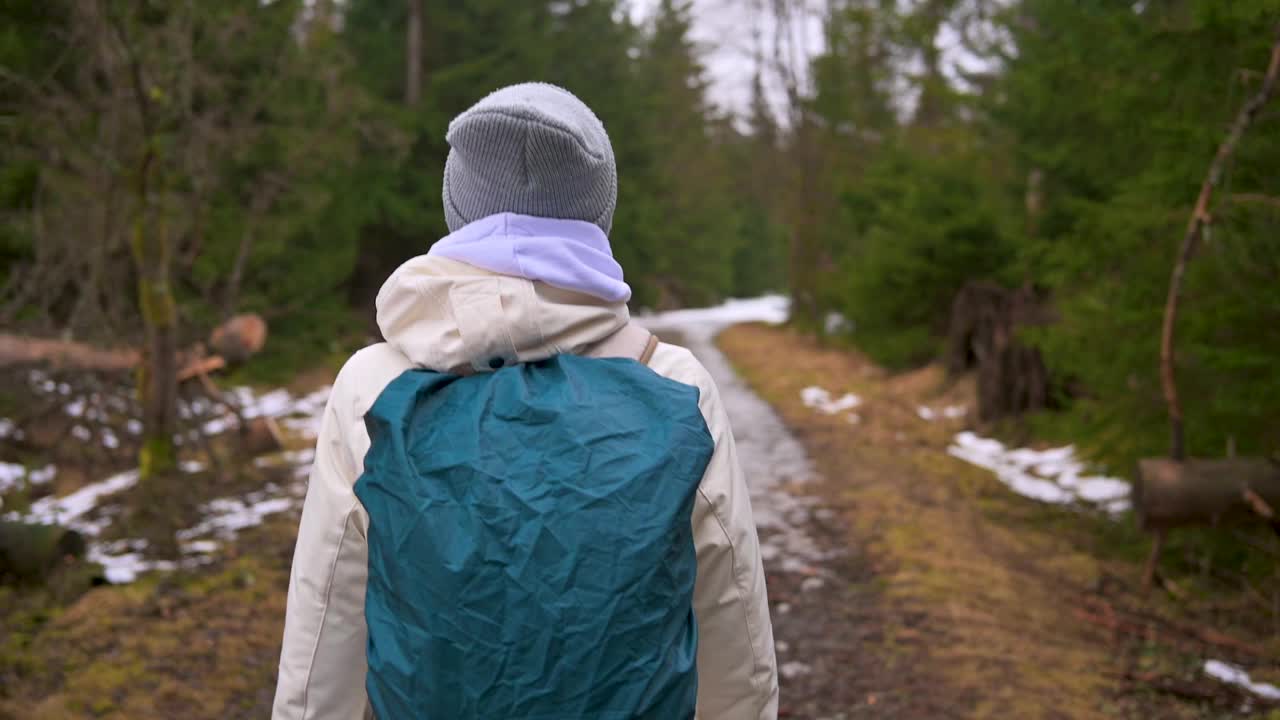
[
  {"xmin": 0, "ymin": 521, "xmax": 87, "ymax": 583},
  {"xmin": 947, "ymin": 282, "xmax": 1055, "ymax": 422}
]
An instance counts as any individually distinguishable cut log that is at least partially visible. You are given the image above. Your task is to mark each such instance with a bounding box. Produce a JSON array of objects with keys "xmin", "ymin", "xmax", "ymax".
[
  {"xmin": 0, "ymin": 333, "xmax": 139, "ymax": 372},
  {"xmin": 0, "ymin": 313, "xmax": 265, "ymax": 376},
  {"xmin": 0, "ymin": 520, "xmax": 87, "ymax": 582},
  {"xmin": 209, "ymin": 313, "xmax": 268, "ymax": 364},
  {"xmin": 1135, "ymin": 457, "xmax": 1280, "ymax": 531}
]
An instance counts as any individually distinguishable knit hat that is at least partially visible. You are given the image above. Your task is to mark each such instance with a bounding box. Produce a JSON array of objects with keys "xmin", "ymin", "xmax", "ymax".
[{"xmin": 443, "ymin": 83, "xmax": 618, "ymax": 235}]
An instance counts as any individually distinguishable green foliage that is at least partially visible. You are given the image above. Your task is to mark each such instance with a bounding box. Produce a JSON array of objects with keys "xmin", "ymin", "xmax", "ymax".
[
  {"xmin": 1000, "ymin": 0, "xmax": 1280, "ymax": 465},
  {"xmin": 835, "ymin": 142, "xmax": 1012, "ymax": 367},
  {"xmin": 801, "ymin": 0, "xmax": 1280, "ymax": 466}
]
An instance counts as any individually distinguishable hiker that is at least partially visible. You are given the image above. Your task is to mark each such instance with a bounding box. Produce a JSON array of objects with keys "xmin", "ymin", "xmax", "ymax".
[{"xmin": 272, "ymin": 83, "xmax": 778, "ymax": 720}]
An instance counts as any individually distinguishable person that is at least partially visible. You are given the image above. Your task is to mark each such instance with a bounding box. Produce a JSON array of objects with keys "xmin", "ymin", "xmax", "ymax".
[{"xmin": 272, "ymin": 83, "xmax": 778, "ymax": 720}]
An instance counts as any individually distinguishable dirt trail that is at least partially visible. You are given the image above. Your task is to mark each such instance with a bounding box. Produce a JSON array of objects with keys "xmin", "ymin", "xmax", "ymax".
[
  {"xmin": 643, "ymin": 303, "xmax": 940, "ymax": 719},
  {"xmin": 711, "ymin": 322, "xmax": 1280, "ymax": 720}
]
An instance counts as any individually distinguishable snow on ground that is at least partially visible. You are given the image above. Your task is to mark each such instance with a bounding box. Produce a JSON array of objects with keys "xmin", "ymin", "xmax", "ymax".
[
  {"xmin": 0, "ymin": 462, "xmax": 55, "ymax": 498},
  {"xmin": 801, "ymin": 386, "xmax": 861, "ymax": 416},
  {"xmin": 947, "ymin": 431, "xmax": 1131, "ymax": 514},
  {"xmin": 918, "ymin": 405, "xmax": 967, "ymax": 421},
  {"xmin": 0, "ymin": 418, "xmax": 20, "ymax": 440},
  {"xmin": 637, "ymin": 295, "xmax": 789, "ymax": 339},
  {"xmin": 780, "ymin": 661, "xmax": 814, "ymax": 679},
  {"xmin": 2, "ymin": 384, "xmax": 331, "ymax": 583},
  {"xmin": 1204, "ymin": 659, "xmax": 1280, "ymax": 701}
]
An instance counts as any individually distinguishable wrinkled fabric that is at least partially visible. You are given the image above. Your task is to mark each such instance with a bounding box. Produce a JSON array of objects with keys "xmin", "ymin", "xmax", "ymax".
[
  {"xmin": 355, "ymin": 356, "xmax": 710, "ymax": 719},
  {"xmin": 273, "ymin": 257, "xmax": 778, "ymax": 720}
]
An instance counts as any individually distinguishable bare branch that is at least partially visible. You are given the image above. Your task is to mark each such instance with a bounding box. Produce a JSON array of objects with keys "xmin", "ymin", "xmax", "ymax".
[{"xmin": 1161, "ymin": 25, "xmax": 1280, "ymax": 460}]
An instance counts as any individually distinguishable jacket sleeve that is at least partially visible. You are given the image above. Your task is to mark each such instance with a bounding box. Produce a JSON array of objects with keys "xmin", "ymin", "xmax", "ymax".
[
  {"xmin": 272, "ymin": 391, "xmax": 372, "ymax": 720},
  {"xmin": 689, "ymin": 369, "xmax": 780, "ymax": 720}
]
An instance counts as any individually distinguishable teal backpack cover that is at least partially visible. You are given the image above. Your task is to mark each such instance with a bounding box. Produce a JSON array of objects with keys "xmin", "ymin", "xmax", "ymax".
[{"xmin": 354, "ymin": 354, "xmax": 713, "ymax": 719}]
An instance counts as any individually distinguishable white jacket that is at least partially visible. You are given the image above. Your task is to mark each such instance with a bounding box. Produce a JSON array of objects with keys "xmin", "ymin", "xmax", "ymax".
[{"xmin": 272, "ymin": 256, "xmax": 778, "ymax": 719}]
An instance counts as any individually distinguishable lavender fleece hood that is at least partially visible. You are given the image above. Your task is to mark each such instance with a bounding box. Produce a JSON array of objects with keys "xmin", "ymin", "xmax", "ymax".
[{"xmin": 428, "ymin": 212, "xmax": 631, "ymax": 304}]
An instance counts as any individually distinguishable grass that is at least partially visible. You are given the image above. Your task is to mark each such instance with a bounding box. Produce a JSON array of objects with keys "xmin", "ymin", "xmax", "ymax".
[
  {"xmin": 0, "ymin": 515, "xmax": 295, "ymax": 720},
  {"xmin": 717, "ymin": 322, "xmax": 1279, "ymax": 719}
]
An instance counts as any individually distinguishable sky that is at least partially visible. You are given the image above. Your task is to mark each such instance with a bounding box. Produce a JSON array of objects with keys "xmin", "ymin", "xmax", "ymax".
[
  {"xmin": 626, "ymin": 0, "xmax": 825, "ymax": 123},
  {"xmin": 626, "ymin": 0, "xmax": 1003, "ymax": 126}
]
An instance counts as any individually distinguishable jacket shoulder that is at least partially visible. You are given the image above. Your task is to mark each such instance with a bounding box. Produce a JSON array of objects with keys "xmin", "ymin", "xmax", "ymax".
[
  {"xmin": 645, "ymin": 342, "xmax": 726, "ymax": 420},
  {"xmin": 332, "ymin": 342, "xmax": 417, "ymax": 423}
]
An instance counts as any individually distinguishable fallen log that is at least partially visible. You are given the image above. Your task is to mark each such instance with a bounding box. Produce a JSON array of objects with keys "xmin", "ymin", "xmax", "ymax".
[
  {"xmin": 1135, "ymin": 458, "xmax": 1280, "ymax": 532},
  {"xmin": 0, "ymin": 313, "xmax": 266, "ymax": 378},
  {"xmin": 0, "ymin": 520, "xmax": 87, "ymax": 582}
]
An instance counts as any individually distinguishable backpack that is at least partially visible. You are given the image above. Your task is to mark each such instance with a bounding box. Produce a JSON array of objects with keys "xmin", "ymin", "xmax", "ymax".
[{"xmin": 354, "ymin": 325, "xmax": 711, "ymax": 720}]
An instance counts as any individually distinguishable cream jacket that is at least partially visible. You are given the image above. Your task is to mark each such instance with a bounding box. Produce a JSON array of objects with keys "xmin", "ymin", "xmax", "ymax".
[{"xmin": 272, "ymin": 256, "xmax": 778, "ymax": 719}]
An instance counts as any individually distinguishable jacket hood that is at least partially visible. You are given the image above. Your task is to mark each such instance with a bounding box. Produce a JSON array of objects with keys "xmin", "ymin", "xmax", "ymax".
[{"xmin": 375, "ymin": 256, "xmax": 630, "ymax": 375}]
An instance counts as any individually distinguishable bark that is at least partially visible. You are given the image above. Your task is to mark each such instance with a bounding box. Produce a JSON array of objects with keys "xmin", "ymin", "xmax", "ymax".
[
  {"xmin": 946, "ymin": 282, "xmax": 1055, "ymax": 422},
  {"xmin": 0, "ymin": 334, "xmax": 140, "ymax": 371},
  {"xmin": 1161, "ymin": 28, "xmax": 1280, "ymax": 460},
  {"xmin": 1135, "ymin": 458, "xmax": 1280, "ymax": 532},
  {"xmin": 405, "ymin": 0, "xmax": 423, "ymax": 107},
  {"xmin": 131, "ymin": 149, "xmax": 180, "ymax": 480},
  {"xmin": 0, "ymin": 314, "xmax": 264, "ymax": 377}
]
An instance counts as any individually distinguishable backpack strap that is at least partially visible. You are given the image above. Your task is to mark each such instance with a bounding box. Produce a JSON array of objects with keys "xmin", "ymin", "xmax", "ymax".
[{"xmin": 584, "ymin": 322, "xmax": 659, "ymax": 366}]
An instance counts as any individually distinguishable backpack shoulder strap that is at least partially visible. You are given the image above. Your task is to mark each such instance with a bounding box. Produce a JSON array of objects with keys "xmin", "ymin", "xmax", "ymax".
[{"xmin": 585, "ymin": 322, "xmax": 659, "ymax": 366}]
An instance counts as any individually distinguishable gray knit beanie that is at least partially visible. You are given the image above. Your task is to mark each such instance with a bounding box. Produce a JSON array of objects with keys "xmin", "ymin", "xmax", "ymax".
[{"xmin": 443, "ymin": 83, "xmax": 618, "ymax": 235}]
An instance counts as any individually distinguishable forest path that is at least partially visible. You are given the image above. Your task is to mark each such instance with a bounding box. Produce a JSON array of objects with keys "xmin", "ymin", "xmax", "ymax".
[
  {"xmin": 642, "ymin": 301, "xmax": 910, "ymax": 719},
  {"xmin": 711, "ymin": 321, "xmax": 1277, "ymax": 720}
]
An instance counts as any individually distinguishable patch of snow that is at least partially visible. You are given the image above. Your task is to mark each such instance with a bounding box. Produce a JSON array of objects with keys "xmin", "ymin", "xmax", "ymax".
[
  {"xmin": 0, "ymin": 418, "xmax": 23, "ymax": 441},
  {"xmin": 0, "ymin": 463, "xmax": 27, "ymax": 494},
  {"xmin": 70, "ymin": 425, "xmax": 92, "ymax": 442},
  {"xmin": 200, "ymin": 417, "xmax": 232, "ymax": 435},
  {"xmin": 1204, "ymin": 660, "xmax": 1280, "ymax": 701},
  {"xmin": 181, "ymin": 539, "xmax": 221, "ymax": 555},
  {"xmin": 776, "ymin": 640, "xmax": 791, "ymax": 653},
  {"xmin": 780, "ymin": 661, "xmax": 813, "ymax": 679},
  {"xmin": 947, "ymin": 431, "xmax": 1130, "ymax": 514},
  {"xmin": 801, "ymin": 577, "xmax": 826, "ymax": 592},
  {"xmin": 29, "ymin": 465, "xmax": 56, "ymax": 485},
  {"xmin": 639, "ymin": 295, "xmax": 789, "ymax": 331},
  {"xmin": 18, "ymin": 470, "xmax": 139, "ymax": 528},
  {"xmin": 126, "ymin": 419, "xmax": 143, "ymax": 435},
  {"xmin": 102, "ymin": 428, "xmax": 120, "ymax": 449},
  {"xmin": 177, "ymin": 495, "xmax": 298, "ymax": 543},
  {"xmin": 918, "ymin": 405, "xmax": 968, "ymax": 421},
  {"xmin": 824, "ymin": 311, "xmax": 852, "ymax": 335},
  {"xmin": 776, "ymin": 602, "xmax": 792, "ymax": 615},
  {"xmin": 801, "ymin": 386, "xmax": 861, "ymax": 415},
  {"xmin": 90, "ymin": 548, "xmax": 177, "ymax": 584}
]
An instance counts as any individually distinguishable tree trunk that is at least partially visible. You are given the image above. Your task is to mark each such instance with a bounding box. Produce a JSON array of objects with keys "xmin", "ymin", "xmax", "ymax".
[
  {"xmin": 787, "ymin": 112, "xmax": 822, "ymax": 330},
  {"xmin": 131, "ymin": 150, "xmax": 179, "ymax": 480},
  {"xmin": 405, "ymin": 0, "xmax": 423, "ymax": 107},
  {"xmin": 1135, "ymin": 458, "xmax": 1280, "ymax": 532}
]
